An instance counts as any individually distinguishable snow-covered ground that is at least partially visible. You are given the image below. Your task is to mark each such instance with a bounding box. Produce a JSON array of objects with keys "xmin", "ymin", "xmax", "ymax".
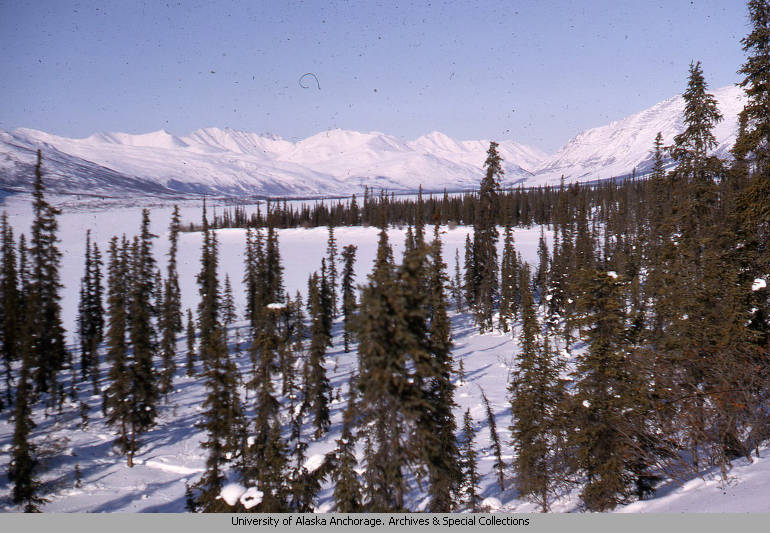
[{"xmin": 0, "ymin": 196, "xmax": 767, "ymax": 513}]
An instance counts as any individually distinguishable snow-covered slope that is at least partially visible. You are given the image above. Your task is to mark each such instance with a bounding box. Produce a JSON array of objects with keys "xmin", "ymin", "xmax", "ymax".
[
  {"xmin": 0, "ymin": 130, "xmax": 178, "ymax": 198},
  {"xmin": 531, "ymin": 85, "xmax": 745, "ymax": 184},
  {"xmin": 2, "ymin": 128, "xmax": 349, "ymax": 197},
  {"xmin": 0, "ymin": 127, "xmax": 545, "ymax": 198}
]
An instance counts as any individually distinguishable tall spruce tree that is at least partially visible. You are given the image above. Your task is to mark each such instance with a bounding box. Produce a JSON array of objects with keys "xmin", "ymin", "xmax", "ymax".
[
  {"xmin": 104, "ymin": 236, "xmax": 131, "ymax": 456},
  {"xmin": 736, "ymin": 0, "xmax": 770, "ymax": 304},
  {"xmin": 332, "ymin": 375, "xmax": 362, "ymax": 512},
  {"xmin": 326, "ymin": 224, "xmax": 339, "ymax": 316},
  {"xmin": 664, "ymin": 63, "xmax": 750, "ymax": 473},
  {"xmin": 534, "ymin": 228, "xmax": 549, "ymax": 303},
  {"xmin": 125, "ymin": 210, "xmax": 160, "ymax": 465},
  {"xmin": 499, "ymin": 222, "xmax": 519, "ymax": 332},
  {"xmin": 341, "ymin": 244, "xmax": 358, "ymax": 352},
  {"xmin": 458, "ymin": 409, "xmax": 481, "ymax": 512},
  {"xmin": 159, "ymin": 205, "xmax": 183, "ymax": 397},
  {"xmin": 569, "ymin": 270, "xmax": 640, "ymax": 511},
  {"xmin": 1, "ymin": 213, "xmax": 20, "ymax": 409},
  {"xmin": 509, "ymin": 273, "xmax": 564, "ymax": 511},
  {"xmin": 242, "ymin": 308, "xmax": 288, "ymax": 512},
  {"xmin": 185, "ymin": 309, "xmax": 196, "ymax": 377},
  {"xmin": 470, "ymin": 141, "xmax": 504, "ymax": 331},
  {"xmin": 9, "ymin": 326, "xmax": 46, "ymax": 512},
  {"xmin": 77, "ymin": 230, "xmax": 104, "ymax": 394},
  {"xmin": 192, "ymin": 203, "xmax": 245, "ymax": 511},
  {"xmin": 240, "ymin": 217, "xmax": 289, "ymax": 512},
  {"xmin": 463, "ymin": 234, "xmax": 475, "ymax": 310},
  {"xmin": 307, "ymin": 272, "xmax": 331, "ymax": 438},
  {"xmin": 481, "ymin": 389, "xmax": 505, "ymax": 492},
  {"xmin": 222, "ymin": 274, "xmax": 237, "ymax": 331},
  {"xmin": 319, "ymin": 258, "xmax": 333, "ymax": 342},
  {"xmin": 243, "ymin": 227, "xmax": 264, "ymax": 333},
  {"xmin": 28, "ymin": 151, "xmax": 67, "ymax": 403},
  {"xmin": 422, "ymin": 223, "xmax": 460, "ymax": 512},
  {"xmin": 265, "ymin": 222, "xmax": 284, "ymax": 305},
  {"xmin": 737, "ymin": 0, "xmax": 770, "ymax": 177},
  {"xmin": 452, "ymin": 248, "xmax": 464, "ymax": 311},
  {"xmin": 355, "ymin": 224, "xmax": 408, "ymax": 511}
]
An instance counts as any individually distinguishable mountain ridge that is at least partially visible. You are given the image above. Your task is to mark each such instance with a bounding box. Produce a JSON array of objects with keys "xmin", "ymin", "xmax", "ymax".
[{"xmin": 0, "ymin": 85, "xmax": 745, "ymax": 198}]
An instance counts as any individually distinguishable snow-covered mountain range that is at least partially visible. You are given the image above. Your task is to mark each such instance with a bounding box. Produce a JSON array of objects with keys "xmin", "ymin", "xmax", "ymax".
[
  {"xmin": 0, "ymin": 127, "xmax": 546, "ymax": 198},
  {"xmin": 0, "ymin": 85, "xmax": 744, "ymax": 198}
]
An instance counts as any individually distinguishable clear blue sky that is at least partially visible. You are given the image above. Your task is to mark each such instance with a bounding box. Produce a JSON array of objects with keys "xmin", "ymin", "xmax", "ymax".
[{"xmin": 0, "ymin": 0, "xmax": 750, "ymax": 152}]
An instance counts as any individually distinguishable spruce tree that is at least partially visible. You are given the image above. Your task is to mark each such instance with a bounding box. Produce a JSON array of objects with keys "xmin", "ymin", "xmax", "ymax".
[
  {"xmin": 242, "ymin": 310, "xmax": 288, "ymax": 512},
  {"xmin": 307, "ymin": 272, "xmax": 331, "ymax": 438},
  {"xmin": 279, "ymin": 292, "xmax": 305, "ymax": 399},
  {"xmin": 499, "ymin": 222, "xmax": 519, "ymax": 332},
  {"xmin": 458, "ymin": 409, "xmax": 481, "ymax": 512},
  {"xmin": 185, "ymin": 309, "xmax": 196, "ymax": 377},
  {"xmin": 285, "ymin": 395, "xmax": 315, "ymax": 513},
  {"xmin": 264, "ymin": 222, "xmax": 284, "ymax": 304},
  {"xmin": 534, "ymin": 228, "xmax": 549, "ymax": 302},
  {"xmin": 463, "ymin": 233, "xmax": 475, "ymax": 310},
  {"xmin": 319, "ymin": 258, "xmax": 333, "ymax": 342},
  {"xmin": 125, "ymin": 210, "xmax": 160, "ymax": 465},
  {"xmin": 355, "ymin": 224, "xmax": 408, "ymax": 511},
  {"xmin": 194, "ymin": 325, "xmax": 244, "ymax": 512},
  {"xmin": 77, "ymin": 230, "xmax": 104, "ymax": 394},
  {"xmin": 509, "ymin": 274, "xmax": 563, "ymax": 511},
  {"xmin": 326, "ymin": 223, "xmax": 339, "ymax": 316},
  {"xmin": 332, "ymin": 376, "xmax": 362, "ymax": 512},
  {"xmin": 192, "ymin": 203, "xmax": 245, "ymax": 511},
  {"xmin": 569, "ymin": 270, "xmax": 639, "ymax": 511},
  {"xmin": 159, "ymin": 205, "xmax": 183, "ymax": 397},
  {"xmin": 470, "ymin": 141, "xmax": 504, "ymax": 331},
  {"xmin": 665, "ymin": 63, "xmax": 744, "ymax": 472},
  {"xmin": 28, "ymin": 151, "xmax": 67, "ymax": 403},
  {"xmin": 736, "ymin": 1, "xmax": 770, "ymax": 287},
  {"xmin": 645, "ymin": 131, "xmax": 676, "ymax": 339},
  {"xmin": 481, "ymin": 389, "xmax": 505, "ymax": 492},
  {"xmin": 423, "ymin": 223, "xmax": 460, "ymax": 512},
  {"xmin": 452, "ymin": 248, "xmax": 464, "ymax": 311},
  {"xmin": 1, "ymin": 213, "xmax": 20, "ymax": 409},
  {"xmin": 104, "ymin": 236, "xmax": 131, "ymax": 456},
  {"xmin": 241, "ymin": 223, "xmax": 289, "ymax": 512},
  {"xmin": 341, "ymin": 244, "xmax": 358, "ymax": 352},
  {"xmin": 667, "ymin": 61, "xmax": 723, "ymax": 238},
  {"xmin": 90, "ymin": 242, "xmax": 104, "ymax": 385},
  {"xmin": 9, "ymin": 328, "xmax": 46, "ymax": 512},
  {"xmin": 737, "ymin": 0, "xmax": 770, "ymax": 177},
  {"xmin": 222, "ymin": 274, "xmax": 237, "ymax": 331},
  {"xmin": 243, "ymin": 227, "xmax": 262, "ymax": 332}
]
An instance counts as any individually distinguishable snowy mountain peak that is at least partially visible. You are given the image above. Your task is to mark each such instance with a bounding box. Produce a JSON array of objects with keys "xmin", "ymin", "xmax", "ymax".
[
  {"xmin": 289, "ymin": 129, "xmax": 411, "ymax": 161},
  {"xmin": 83, "ymin": 129, "xmax": 191, "ymax": 149},
  {"xmin": 411, "ymin": 131, "xmax": 465, "ymax": 153},
  {"xmin": 185, "ymin": 127, "xmax": 293, "ymax": 158}
]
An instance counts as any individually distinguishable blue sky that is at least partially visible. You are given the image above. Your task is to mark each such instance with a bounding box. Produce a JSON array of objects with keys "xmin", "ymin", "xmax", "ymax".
[{"xmin": 0, "ymin": 1, "xmax": 750, "ymax": 152}]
